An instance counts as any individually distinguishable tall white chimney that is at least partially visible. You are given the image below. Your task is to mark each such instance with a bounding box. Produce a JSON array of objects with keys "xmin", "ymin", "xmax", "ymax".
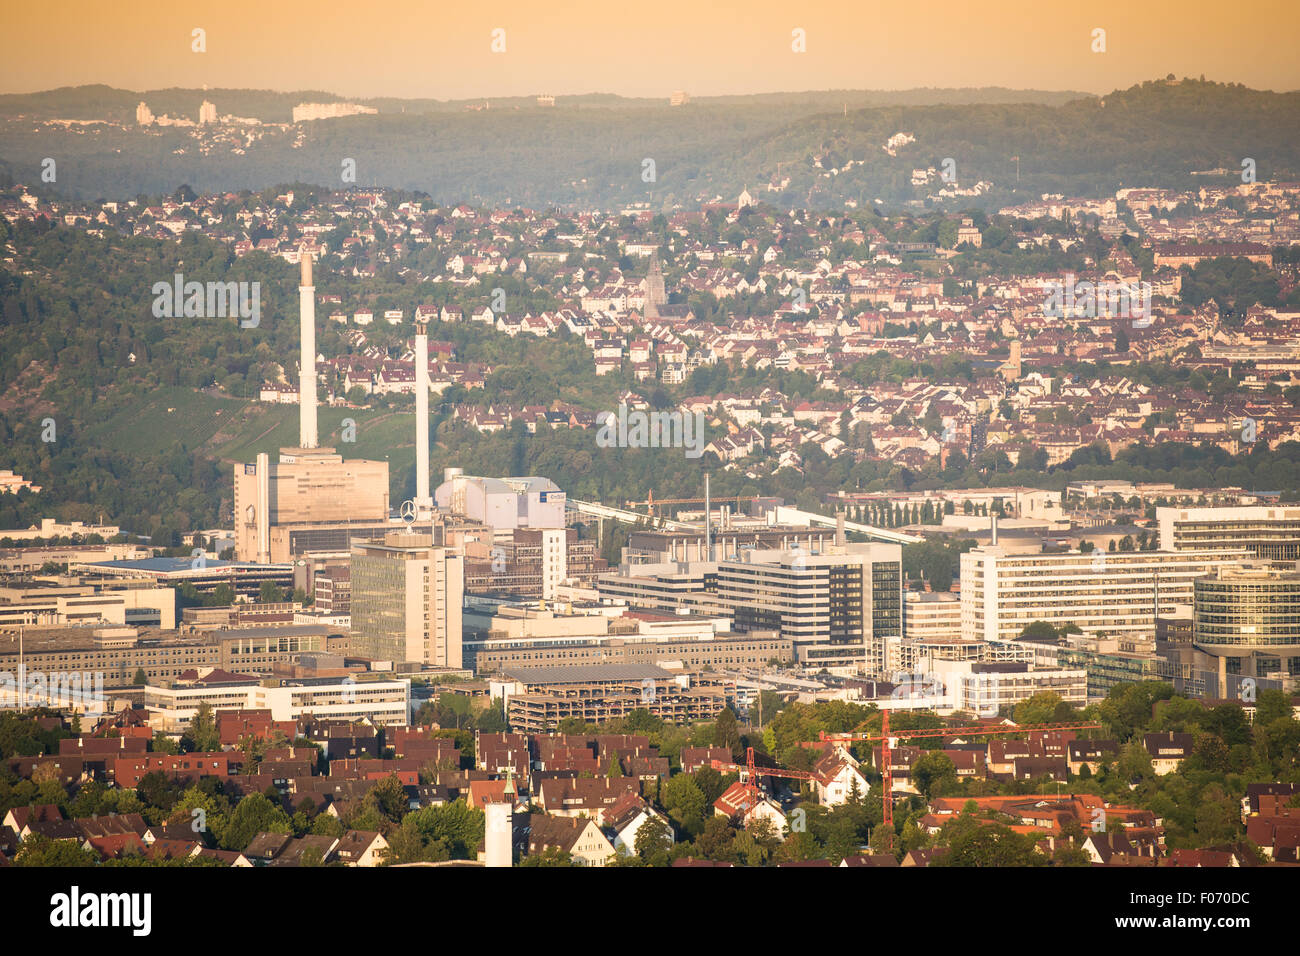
[
  {"xmin": 414, "ymin": 319, "xmax": 433, "ymax": 518},
  {"xmin": 484, "ymin": 801, "xmax": 512, "ymax": 867},
  {"xmin": 298, "ymin": 248, "xmax": 318, "ymax": 449},
  {"xmin": 704, "ymin": 472, "xmax": 712, "ymax": 562}
]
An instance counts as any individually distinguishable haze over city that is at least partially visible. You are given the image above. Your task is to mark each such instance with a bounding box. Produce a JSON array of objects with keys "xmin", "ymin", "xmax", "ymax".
[
  {"xmin": 0, "ymin": 0, "xmax": 1297, "ymax": 930},
  {"xmin": 5, "ymin": 0, "xmax": 1300, "ymax": 99}
]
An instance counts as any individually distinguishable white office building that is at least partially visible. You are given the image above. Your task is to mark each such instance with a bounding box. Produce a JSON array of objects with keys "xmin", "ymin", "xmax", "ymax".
[
  {"xmin": 142, "ymin": 676, "xmax": 411, "ymax": 732},
  {"xmin": 1157, "ymin": 505, "xmax": 1300, "ymax": 569},
  {"xmin": 904, "ymin": 591, "xmax": 963, "ymax": 642},
  {"xmin": 960, "ymin": 547, "xmax": 1251, "ymax": 644}
]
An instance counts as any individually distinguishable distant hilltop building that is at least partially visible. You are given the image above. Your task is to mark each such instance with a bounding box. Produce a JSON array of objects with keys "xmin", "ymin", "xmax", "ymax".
[
  {"xmin": 670, "ymin": 90, "xmax": 690, "ymax": 107},
  {"xmin": 956, "ymin": 217, "xmax": 983, "ymax": 248},
  {"xmin": 883, "ymin": 131, "xmax": 915, "ymax": 156},
  {"xmin": 135, "ymin": 101, "xmax": 154, "ymax": 126},
  {"xmin": 536, "ymin": 94, "xmax": 555, "ymax": 107},
  {"xmin": 198, "ymin": 100, "xmax": 217, "ymax": 125},
  {"xmin": 292, "ymin": 102, "xmax": 378, "ymax": 123},
  {"xmin": 0, "ymin": 469, "xmax": 41, "ymax": 495}
]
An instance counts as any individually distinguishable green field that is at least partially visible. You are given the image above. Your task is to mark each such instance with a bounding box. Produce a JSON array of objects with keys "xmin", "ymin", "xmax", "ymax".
[{"xmin": 84, "ymin": 386, "xmax": 421, "ymax": 493}]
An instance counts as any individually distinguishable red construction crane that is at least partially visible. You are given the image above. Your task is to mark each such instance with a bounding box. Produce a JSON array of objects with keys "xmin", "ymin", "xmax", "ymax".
[
  {"xmin": 819, "ymin": 712, "xmax": 1102, "ymax": 849},
  {"xmin": 711, "ymin": 746, "xmax": 820, "ymax": 809}
]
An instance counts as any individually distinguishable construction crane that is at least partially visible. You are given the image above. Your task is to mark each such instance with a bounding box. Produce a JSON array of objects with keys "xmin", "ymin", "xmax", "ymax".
[
  {"xmin": 818, "ymin": 712, "xmax": 1102, "ymax": 849},
  {"xmin": 710, "ymin": 746, "xmax": 820, "ymax": 809}
]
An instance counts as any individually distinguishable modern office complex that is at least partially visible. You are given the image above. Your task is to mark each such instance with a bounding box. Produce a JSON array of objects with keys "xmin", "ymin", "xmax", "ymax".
[
  {"xmin": 598, "ymin": 542, "xmax": 903, "ymax": 674},
  {"xmin": 596, "ymin": 562, "xmax": 727, "ymax": 618},
  {"xmin": 1193, "ymin": 565, "xmax": 1300, "ymax": 680},
  {"xmin": 1157, "ymin": 505, "xmax": 1300, "ymax": 569},
  {"xmin": 716, "ymin": 543, "xmax": 902, "ymax": 673},
  {"xmin": 143, "ymin": 675, "xmax": 411, "ymax": 732},
  {"xmin": 903, "ymin": 591, "xmax": 963, "ymax": 642},
  {"xmin": 0, "ymin": 580, "xmax": 177, "ymax": 630},
  {"xmin": 960, "ymin": 546, "xmax": 1252, "ymax": 644},
  {"xmin": 75, "ymin": 556, "xmax": 294, "ymax": 602},
  {"xmin": 462, "ymin": 600, "xmax": 790, "ymax": 674},
  {"xmin": 0, "ymin": 623, "xmax": 338, "ymax": 692},
  {"xmin": 349, "ymin": 532, "xmax": 465, "ymax": 667}
]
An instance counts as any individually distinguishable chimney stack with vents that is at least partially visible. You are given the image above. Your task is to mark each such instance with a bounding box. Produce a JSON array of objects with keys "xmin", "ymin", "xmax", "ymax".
[
  {"xmin": 298, "ymin": 248, "xmax": 318, "ymax": 449},
  {"xmin": 414, "ymin": 320, "xmax": 433, "ymax": 518}
]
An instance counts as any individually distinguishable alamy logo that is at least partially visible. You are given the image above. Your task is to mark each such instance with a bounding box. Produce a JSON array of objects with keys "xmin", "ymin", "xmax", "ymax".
[
  {"xmin": 50, "ymin": 886, "xmax": 151, "ymax": 936},
  {"xmin": 151, "ymin": 273, "xmax": 260, "ymax": 328},
  {"xmin": 1043, "ymin": 274, "xmax": 1151, "ymax": 321},
  {"xmin": 595, "ymin": 405, "xmax": 705, "ymax": 459},
  {"xmin": 890, "ymin": 671, "xmax": 944, "ymax": 705},
  {"xmin": 1, "ymin": 670, "xmax": 106, "ymax": 714}
]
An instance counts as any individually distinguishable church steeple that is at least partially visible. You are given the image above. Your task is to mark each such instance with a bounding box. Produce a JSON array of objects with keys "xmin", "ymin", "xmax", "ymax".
[{"xmin": 644, "ymin": 249, "xmax": 666, "ymax": 319}]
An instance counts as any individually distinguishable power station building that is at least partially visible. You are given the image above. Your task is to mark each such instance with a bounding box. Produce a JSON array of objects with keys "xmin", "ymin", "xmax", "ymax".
[
  {"xmin": 233, "ymin": 450, "xmax": 391, "ymax": 563},
  {"xmin": 233, "ymin": 250, "xmax": 393, "ymax": 564}
]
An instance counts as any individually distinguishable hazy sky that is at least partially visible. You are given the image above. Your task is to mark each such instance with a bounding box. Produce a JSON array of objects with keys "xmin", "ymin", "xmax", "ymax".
[{"xmin": 6, "ymin": 0, "xmax": 1299, "ymax": 100}]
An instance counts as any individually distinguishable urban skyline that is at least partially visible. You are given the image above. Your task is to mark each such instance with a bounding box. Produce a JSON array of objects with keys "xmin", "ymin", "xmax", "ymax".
[{"xmin": 0, "ymin": 2, "xmax": 1295, "ymax": 919}]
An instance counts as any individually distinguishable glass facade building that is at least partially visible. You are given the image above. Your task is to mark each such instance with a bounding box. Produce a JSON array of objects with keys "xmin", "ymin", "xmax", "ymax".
[{"xmin": 1193, "ymin": 567, "xmax": 1300, "ymax": 676}]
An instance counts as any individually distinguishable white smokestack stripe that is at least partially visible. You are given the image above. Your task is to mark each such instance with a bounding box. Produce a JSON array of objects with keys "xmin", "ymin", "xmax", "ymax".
[{"xmin": 298, "ymin": 249, "xmax": 318, "ymax": 449}]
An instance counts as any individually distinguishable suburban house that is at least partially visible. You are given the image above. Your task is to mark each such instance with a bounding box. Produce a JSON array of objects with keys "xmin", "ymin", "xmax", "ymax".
[
  {"xmin": 604, "ymin": 791, "xmax": 672, "ymax": 857},
  {"xmin": 520, "ymin": 813, "xmax": 616, "ymax": 867},
  {"xmin": 714, "ymin": 782, "xmax": 788, "ymax": 834},
  {"xmin": 812, "ymin": 747, "xmax": 871, "ymax": 806}
]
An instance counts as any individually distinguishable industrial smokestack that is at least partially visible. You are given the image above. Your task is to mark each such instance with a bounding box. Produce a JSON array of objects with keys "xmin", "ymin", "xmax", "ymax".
[
  {"xmin": 298, "ymin": 248, "xmax": 318, "ymax": 449},
  {"xmin": 991, "ymin": 512, "xmax": 999, "ymax": 546},
  {"xmin": 704, "ymin": 472, "xmax": 712, "ymax": 562},
  {"xmin": 414, "ymin": 320, "xmax": 432, "ymax": 518},
  {"xmin": 484, "ymin": 800, "xmax": 512, "ymax": 867},
  {"xmin": 836, "ymin": 508, "xmax": 846, "ymax": 548}
]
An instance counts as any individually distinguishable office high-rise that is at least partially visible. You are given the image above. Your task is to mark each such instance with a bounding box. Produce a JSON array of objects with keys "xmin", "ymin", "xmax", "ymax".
[{"xmin": 350, "ymin": 532, "xmax": 464, "ymax": 667}]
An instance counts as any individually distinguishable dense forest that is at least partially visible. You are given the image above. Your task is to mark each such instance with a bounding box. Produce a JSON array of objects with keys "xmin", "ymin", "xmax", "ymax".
[
  {"xmin": 4, "ymin": 79, "xmax": 1298, "ymax": 209},
  {"xmin": 0, "ymin": 84, "xmax": 1090, "ymax": 124}
]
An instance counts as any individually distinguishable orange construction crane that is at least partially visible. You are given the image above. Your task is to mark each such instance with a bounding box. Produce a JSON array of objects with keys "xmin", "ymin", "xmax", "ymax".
[
  {"xmin": 819, "ymin": 712, "xmax": 1102, "ymax": 849},
  {"xmin": 710, "ymin": 746, "xmax": 820, "ymax": 809}
]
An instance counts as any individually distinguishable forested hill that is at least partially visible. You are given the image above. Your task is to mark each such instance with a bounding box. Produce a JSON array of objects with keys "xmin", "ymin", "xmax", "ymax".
[
  {"xmin": 0, "ymin": 85, "xmax": 1090, "ymax": 124},
  {"xmin": 3, "ymin": 78, "xmax": 1296, "ymax": 208}
]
